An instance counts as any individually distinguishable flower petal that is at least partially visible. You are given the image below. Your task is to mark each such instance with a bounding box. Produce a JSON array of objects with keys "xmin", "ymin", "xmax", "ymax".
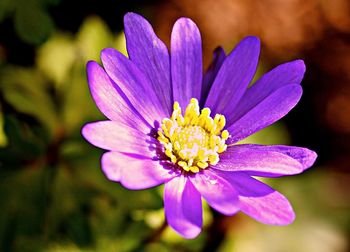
[
  {"xmin": 243, "ymin": 144, "xmax": 317, "ymax": 172},
  {"xmin": 201, "ymin": 47, "xmax": 226, "ymax": 105},
  {"xmin": 239, "ymin": 190, "xmax": 295, "ymax": 225},
  {"xmin": 164, "ymin": 176, "xmax": 202, "ymax": 239},
  {"xmin": 216, "ymin": 171, "xmax": 295, "ymax": 225},
  {"xmin": 227, "ymin": 84, "xmax": 302, "ymax": 143},
  {"xmin": 190, "ymin": 169, "xmax": 239, "ymax": 215},
  {"xmin": 101, "ymin": 48, "xmax": 167, "ymax": 126},
  {"xmin": 86, "ymin": 61, "xmax": 149, "ymax": 130},
  {"xmin": 230, "ymin": 60, "xmax": 306, "ymax": 124},
  {"xmin": 204, "ymin": 36, "xmax": 260, "ymax": 116},
  {"xmin": 214, "ymin": 144, "xmax": 309, "ymax": 177},
  {"xmin": 171, "ymin": 17, "xmax": 202, "ymax": 109},
  {"xmin": 124, "ymin": 13, "xmax": 172, "ymax": 115},
  {"xmin": 101, "ymin": 152, "xmax": 178, "ymax": 190},
  {"xmin": 82, "ymin": 121, "xmax": 155, "ymax": 156}
]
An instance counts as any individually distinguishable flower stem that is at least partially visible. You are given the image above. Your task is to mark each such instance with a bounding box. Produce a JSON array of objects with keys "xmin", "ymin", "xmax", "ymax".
[
  {"xmin": 144, "ymin": 218, "xmax": 168, "ymax": 243},
  {"xmin": 201, "ymin": 213, "xmax": 230, "ymax": 252},
  {"xmin": 131, "ymin": 218, "xmax": 168, "ymax": 251}
]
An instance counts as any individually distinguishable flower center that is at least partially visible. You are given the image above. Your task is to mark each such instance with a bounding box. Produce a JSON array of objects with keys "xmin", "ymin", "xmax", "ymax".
[{"xmin": 157, "ymin": 98, "xmax": 229, "ymax": 173}]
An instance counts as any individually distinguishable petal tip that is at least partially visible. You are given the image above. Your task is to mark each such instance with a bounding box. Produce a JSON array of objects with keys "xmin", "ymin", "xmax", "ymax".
[
  {"xmin": 81, "ymin": 123, "xmax": 91, "ymax": 141},
  {"xmin": 243, "ymin": 35, "xmax": 261, "ymax": 48},
  {"xmin": 272, "ymin": 210, "xmax": 296, "ymax": 226},
  {"xmin": 175, "ymin": 16, "xmax": 195, "ymax": 24},
  {"xmin": 291, "ymin": 59, "xmax": 306, "ymax": 79},
  {"xmin": 166, "ymin": 216, "xmax": 202, "ymax": 239},
  {"xmin": 100, "ymin": 47, "xmax": 117, "ymax": 61},
  {"xmin": 302, "ymin": 148, "xmax": 318, "ymax": 171},
  {"xmin": 124, "ymin": 12, "xmax": 146, "ymax": 25},
  {"xmin": 180, "ymin": 227, "xmax": 202, "ymax": 239},
  {"xmin": 213, "ymin": 46, "xmax": 226, "ymax": 55},
  {"xmin": 124, "ymin": 12, "xmax": 138, "ymax": 19},
  {"xmin": 173, "ymin": 17, "xmax": 199, "ymax": 32},
  {"xmin": 86, "ymin": 60, "xmax": 102, "ymax": 80},
  {"xmin": 86, "ymin": 60, "xmax": 98, "ymax": 70},
  {"xmin": 101, "ymin": 153, "xmax": 121, "ymax": 182},
  {"xmin": 246, "ymin": 35, "xmax": 260, "ymax": 42},
  {"xmin": 294, "ymin": 59, "xmax": 306, "ymax": 69},
  {"xmin": 86, "ymin": 61, "xmax": 97, "ymax": 80}
]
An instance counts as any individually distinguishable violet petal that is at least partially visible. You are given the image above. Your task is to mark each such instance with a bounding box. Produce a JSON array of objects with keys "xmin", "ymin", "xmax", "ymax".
[
  {"xmin": 204, "ymin": 36, "xmax": 260, "ymax": 116},
  {"xmin": 101, "ymin": 48, "xmax": 167, "ymax": 127},
  {"xmin": 124, "ymin": 13, "xmax": 172, "ymax": 115},
  {"xmin": 201, "ymin": 47, "xmax": 226, "ymax": 105},
  {"xmin": 229, "ymin": 60, "xmax": 306, "ymax": 124},
  {"xmin": 82, "ymin": 121, "xmax": 156, "ymax": 156},
  {"xmin": 171, "ymin": 18, "xmax": 203, "ymax": 109},
  {"xmin": 216, "ymin": 171, "xmax": 295, "ymax": 225},
  {"xmin": 190, "ymin": 169, "xmax": 239, "ymax": 215},
  {"xmin": 164, "ymin": 176, "xmax": 202, "ymax": 239},
  {"xmin": 214, "ymin": 144, "xmax": 315, "ymax": 177},
  {"xmin": 101, "ymin": 152, "xmax": 178, "ymax": 190},
  {"xmin": 227, "ymin": 84, "xmax": 302, "ymax": 143},
  {"xmin": 86, "ymin": 61, "xmax": 149, "ymax": 130},
  {"xmin": 241, "ymin": 144, "xmax": 317, "ymax": 172}
]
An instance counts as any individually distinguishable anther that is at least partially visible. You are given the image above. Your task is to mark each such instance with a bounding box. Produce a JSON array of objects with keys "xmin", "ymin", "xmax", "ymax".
[{"xmin": 157, "ymin": 98, "xmax": 230, "ymax": 173}]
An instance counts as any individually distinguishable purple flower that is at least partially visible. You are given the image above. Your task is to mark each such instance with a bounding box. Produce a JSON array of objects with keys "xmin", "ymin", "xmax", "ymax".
[{"xmin": 82, "ymin": 12, "xmax": 317, "ymax": 239}]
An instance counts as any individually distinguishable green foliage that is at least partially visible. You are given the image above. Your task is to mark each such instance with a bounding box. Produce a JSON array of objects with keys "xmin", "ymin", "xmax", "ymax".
[
  {"xmin": 0, "ymin": 109, "xmax": 8, "ymax": 147},
  {"xmin": 1, "ymin": 0, "xmax": 58, "ymax": 45},
  {"xmin": 75, "ymin": 16, "xmax": 115, "ymax": 62},
  {"xmin": 0, "ymin": 66, "xmax": 58, "ymax": 136},
  {"xmin": 14, "ymin": 3, "xmax": 54, "ymax": 45},
  {"xmin": 0, "ymin": 16, "xmax": 140, "ymax": 251}
]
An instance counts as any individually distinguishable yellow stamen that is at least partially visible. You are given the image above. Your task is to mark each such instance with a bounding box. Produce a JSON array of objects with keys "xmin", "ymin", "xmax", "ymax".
[{"xmin": 157, "ymin": 98, "xmax": 230, "ymax": 173}]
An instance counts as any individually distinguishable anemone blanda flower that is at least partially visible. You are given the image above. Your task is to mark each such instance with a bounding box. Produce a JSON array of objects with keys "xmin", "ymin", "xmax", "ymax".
[{"xmin": 82, "ymin": 12, "xmax": 317, "ymax": 239}]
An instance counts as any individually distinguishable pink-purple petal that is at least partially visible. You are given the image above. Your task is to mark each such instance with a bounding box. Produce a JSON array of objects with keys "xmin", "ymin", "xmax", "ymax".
[
  {"xmin": 82, "ymin": 121, "xmax": 155, "ymax": 156},
  {"xmin": 86, "ymin": 61, "xmax": 149, "ymax": 130},
  {"xmin": 171, "ymin": 17, "xmax": 203, "ymax": 109},
  {"xmin": 217, "ymin": 171, "xmax": 295, "ymax": 225},
  {"xmin": 204, "ymin": 36, "xmax": 260, "ymax": 116},
  {"xmin": 201, "ymin": 47, "xmax": 226, "ymax": 105},
  {"xmin": 239, "ymin": 190, "xmax": 295, "ymax": 225},
  {"xmin": 214, "ymin": 144, "xmax": 306, "ymax": 177},
  {"xmin": 164, "ymin": 176, "xmax": 202, "ymax": 239},
  {"xmin": 101, "ymin": 48, "xmax": 167, "ymax": 126},
  {"xmin": 101, "ymin": 152, "xmax": 178, "ymax": 190},
  {"xmin": 230, "ymin": 60, "xmax": 306, "ymax": 124},
  {"xmin": 243, "ymin": 144, "xmax": 317, "ymax": 172},
  {"xmin": 124, "ymin": 13, "xmax": 172, "ymax": 115},
  {"xmin": 190, "ymin": 169, "xmax": 239, "ymax": 215},
  {"xmin": 227, "ymin": 84, "xmax": 303, "ymax": 143}
]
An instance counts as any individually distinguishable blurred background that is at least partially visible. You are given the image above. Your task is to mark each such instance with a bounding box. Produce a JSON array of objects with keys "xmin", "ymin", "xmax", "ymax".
[{"xmin": 0, "ymin": 0, "xmax": 349, "ymax": 251}]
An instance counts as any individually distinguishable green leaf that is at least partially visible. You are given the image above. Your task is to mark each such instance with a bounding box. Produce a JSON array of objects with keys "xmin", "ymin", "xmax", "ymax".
[
  {"xmin": 14, "ymin": 3, "xmax": 54, "ymax": 45},
  {"xmin": 0, "ymin": 109, "xmax": 7, "ymax": 147},
  {"xmin": 0, "ymin": 66, "xmax": 59, "ymax": 136},
  {"xmin": 0, "ymin": 167, "xmax": 47, "ymax": 250},
  {"xmin": 61, "ymin": 63, "xmax": 102, "ymax": 132},
  {"xmin": 37, "ymin": 33, "xmax": 76, "ymax": 87},
  {"xmin": 0, "ymin": 115, "xmax": 46, "ymax": 165},
  {"xmin": 76, "ymin": 16, "xmax": 113, "ymax": 62}
]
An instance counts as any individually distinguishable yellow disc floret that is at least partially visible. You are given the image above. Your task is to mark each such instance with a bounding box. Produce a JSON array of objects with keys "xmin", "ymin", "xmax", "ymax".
[{"xmin": 157, "ymin": 98, "xmax": 230, "ymax": 173}]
